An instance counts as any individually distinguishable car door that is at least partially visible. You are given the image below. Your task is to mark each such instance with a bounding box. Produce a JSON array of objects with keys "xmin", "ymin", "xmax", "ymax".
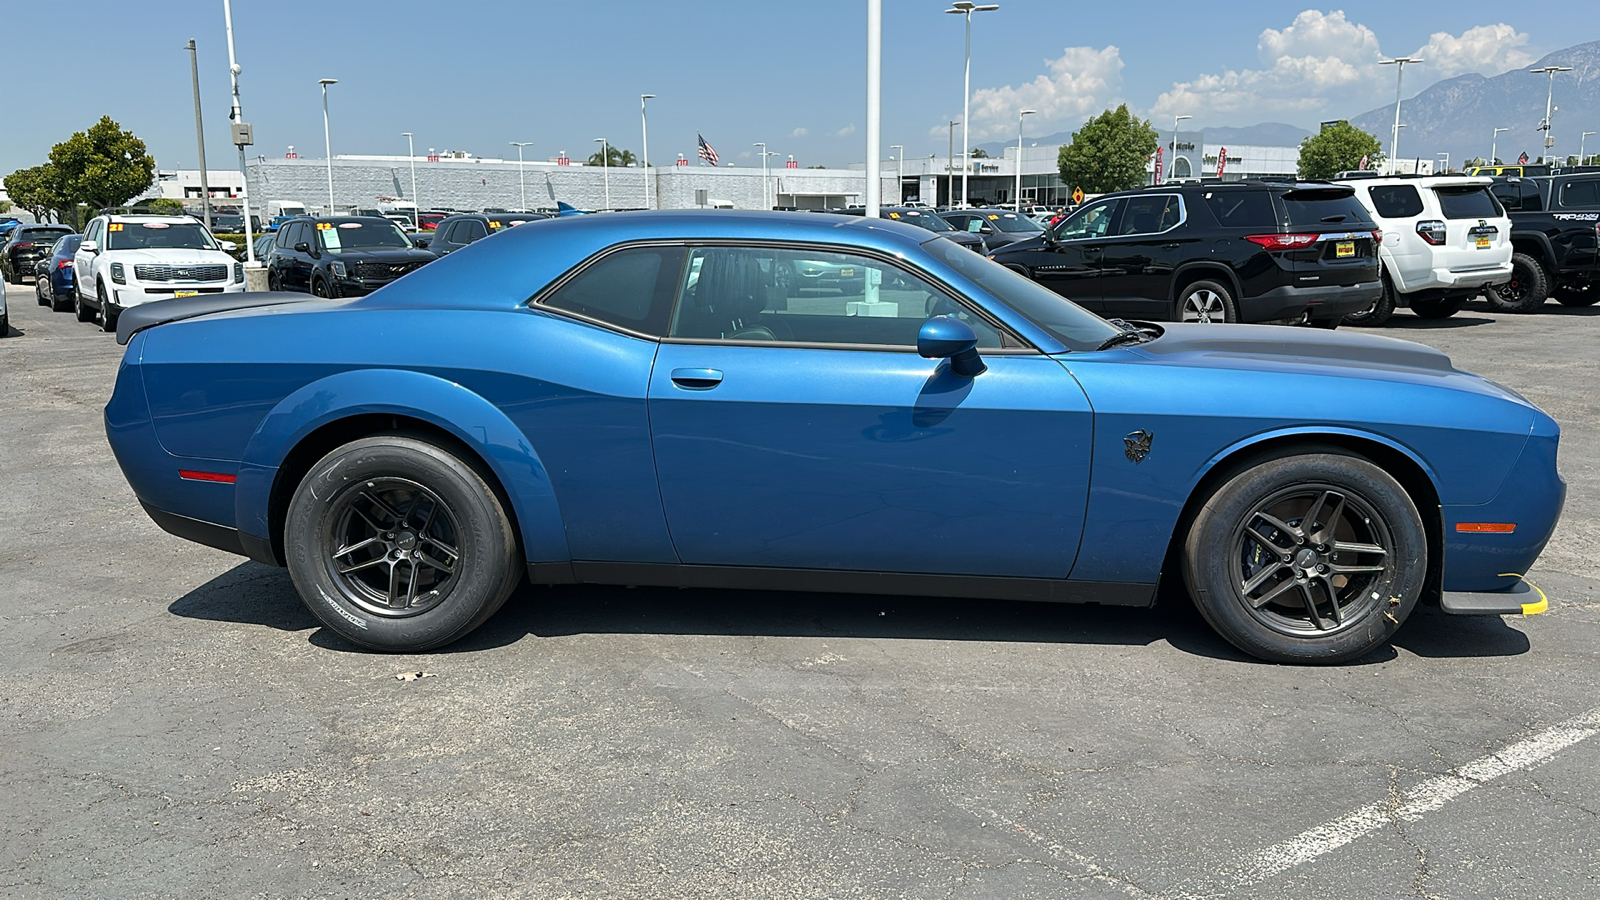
[
  {"xmin": 1096, "ymin": 193, "xmax": 1187, "ymax": 318},
  {"xmin": 74, "ymin": 219, "xmax": 102, "ymax": 299},
  {"xmin": 457, "ymin": 218, "xmax": 488, "ymax": 248},
  {"xmin": 1029, "ymin": 197, "xmax": 1120, "ymax": 311},
  {"xmin": 647, "ymin": 243, "xmax": 1094, "ymax": 579}
]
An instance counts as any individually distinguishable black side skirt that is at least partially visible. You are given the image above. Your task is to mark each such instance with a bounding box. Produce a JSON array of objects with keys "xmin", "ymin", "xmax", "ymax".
[
  {"xmin": 528, "ymin": 561, "xmax": 1155, "ymax": 607},
  {"xmin": 141, "ymin": 501, "xmax": 246, "ymax": 558}
]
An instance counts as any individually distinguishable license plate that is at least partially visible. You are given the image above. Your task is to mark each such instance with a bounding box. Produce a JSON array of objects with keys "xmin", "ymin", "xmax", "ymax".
[
  {"xmin": 1475, "ymin": 236, "xmax": 1491, "ymax": 249},
  {"xmin": 840, "ymin": 268, "xmax": 854, "ymax": 276},
  {"xmin": 1335, "ymin": 241, "xmax": 1355, "ymax": 258},
  {"xmin": 174, "ymin": 290, "xmax": 198, "ymax": 298}
]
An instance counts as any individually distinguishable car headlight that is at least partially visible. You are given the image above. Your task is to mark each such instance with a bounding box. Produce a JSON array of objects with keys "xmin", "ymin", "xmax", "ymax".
[
  {"xmin": 330, "ymin": 260, "xmax": 347, "ymax": 278},
  {"xmin": 109, "ymin": 262, "xmax": 126, "ymax": 285},
  {"xmin": 234, "ymin": 262, "xmax": 244, "ymax": 284}
]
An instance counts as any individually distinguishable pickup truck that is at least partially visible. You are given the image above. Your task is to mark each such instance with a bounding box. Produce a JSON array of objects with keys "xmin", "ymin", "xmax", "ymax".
[{"xmin": 1487, "ymin": 174, "xmax": 1600, "ymax": 310}]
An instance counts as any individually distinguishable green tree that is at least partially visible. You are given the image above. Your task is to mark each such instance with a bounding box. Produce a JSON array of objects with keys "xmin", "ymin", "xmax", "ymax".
[
  {"xmin": 133, "ymin": 197, "xmax": 186, "ymax": 213},
  {"xmin": 970, "ymin": 148, "xmax": 990, "ymax": 159},
  {"xmin": 1057, "ymin": 105, "xmax": 1159, "ymax": 194},
  {"xmin": 3, "ymin": 164, "xmax": 63, "ymax": 223},
  {"xmin": 1297, "ymin": 122, "xmax": 1384, "ymax": 179},
  {"xmin": 48, "ymin": 116, "xmax": 156, "ymax": 224},
  {"xmin": 586, "ymin": 146, "xmax": 638, "ymax": 168},
  {"xmin": 0, "ymin": 200, "xmax": 10, "ymax": 215}
]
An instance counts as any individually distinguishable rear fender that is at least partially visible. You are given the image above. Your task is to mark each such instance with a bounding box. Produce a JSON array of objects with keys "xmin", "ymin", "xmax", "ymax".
[{"xmin": 235, "ymin": 368, "xmax": 568, "ymax": 565}]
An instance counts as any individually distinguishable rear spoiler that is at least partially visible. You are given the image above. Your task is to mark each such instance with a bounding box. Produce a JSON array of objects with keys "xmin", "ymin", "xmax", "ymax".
[{"xmin": 116, "ymin": 291, "xmax": 311, "ymax": 345}]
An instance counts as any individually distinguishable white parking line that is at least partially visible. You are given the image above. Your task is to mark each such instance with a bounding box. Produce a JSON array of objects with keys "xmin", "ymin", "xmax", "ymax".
[{"xmin": 1230, "ymin": 705, "xmax": 1600, "ymax": 887}]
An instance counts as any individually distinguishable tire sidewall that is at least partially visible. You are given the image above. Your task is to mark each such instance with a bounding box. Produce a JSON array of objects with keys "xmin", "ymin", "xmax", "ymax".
[
  {"xmin": 1183, "ymin": 452, "xmax": 1426, "ymax": 664},
  {"xmin": 1488, "ymin": 253, "xmax": 1548, "ymax": 312},
  {"xmin": 284, "ymin": 436, "xmax": 520, "ymax": 652},
  {"xmin": 1177, "ymin": 280, "xmax": 1238, "ymax": 324}
]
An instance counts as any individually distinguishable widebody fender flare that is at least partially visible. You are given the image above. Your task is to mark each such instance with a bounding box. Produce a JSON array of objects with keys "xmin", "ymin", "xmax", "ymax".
[{"xmin": 234, "ymin": 368, "xmax": 569, "ymax": 564}]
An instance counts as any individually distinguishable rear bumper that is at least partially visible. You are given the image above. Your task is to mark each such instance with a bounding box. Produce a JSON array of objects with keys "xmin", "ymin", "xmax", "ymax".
[
  {"xmin": 1419, "ymin": 261, "xmax": 1514, "ymax": 293},
  {"xmin": 1240, "ymin": 281, "xmax": 1383, "ymax": 322}
]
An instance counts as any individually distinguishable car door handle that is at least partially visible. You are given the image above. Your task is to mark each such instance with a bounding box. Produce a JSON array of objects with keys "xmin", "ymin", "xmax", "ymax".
[
  {"xmin": 1163, "ymin": 243, "xmax": 1181, "ymax": 249},
  {"xmin": 670, "ymin": 367, "xmax": 723, "ymax": 390}
]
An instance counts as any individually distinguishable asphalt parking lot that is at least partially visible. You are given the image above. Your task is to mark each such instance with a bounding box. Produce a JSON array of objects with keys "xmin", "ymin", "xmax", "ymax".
[{"xmin": 2, "ymin": 281, "xmax": 1597, "ymax": 899}]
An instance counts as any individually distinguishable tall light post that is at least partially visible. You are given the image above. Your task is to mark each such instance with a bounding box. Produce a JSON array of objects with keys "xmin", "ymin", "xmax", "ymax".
[
  {"xmin": 593, "ymin": 138, "xmax": 610, "ymax": 209},
  {"xmin": 509, "ymin": 142, "xmax": 532, "ymax": 211},
  {"xmin": 221, "ymin": 0, "xmax": 257, "ymax": 265},
  {"xmin": 1167, "ymin": 114, "xmax": 1191, "ymax": 183},
  {"xmin": 754, "ymin": 142, "xmax": 775, "ymax": 210},
  {"xmin": 184, "ymin": 39, "xmax": 212, "ymax": 231},
  {"xmin": 865, "ymin": 0, "xmax": 882, "ymax": 217},
  {"xmin": 1531, "ymin": 65, "xmax": 1573, "ymax": 162},
  {"xmin": 889, "ymin": 144, "xmax": 904, "ymax": 205},
  {"xmin": 1492, "ymin": 126, "xmax": 1509, "ymax": 164},
  {"xmin": 1015, "ymin": 109, "xmax": 1035, "ymax": 209},
  {"xmin": 945, "ymin": 1, "xmax": 999, "ymax": 208},
  {"xmin": 318, "ymin": 78, "xmax": 338, "ymax": 214},
  {"xmin": 1581, "ymin": 131, "xmax": 1597, "ymax": 166},
  {"xmin": 1379, "ymin": 57, "xmax": 1422, "ymax": 173},
  {"xmin": 401, "ymin": 132, "xmax": 418, "ymax": 227},
  {"xmin": 640, "ymin": 93, "xmax": 655, "ymax": 209},
  {"xmin": 947, "ymin": 119, "xmax": 960, "ymax": 206},
  {"xmin": 1436, "ymin": 152, "xmax": 1450, "ymax": 174}
]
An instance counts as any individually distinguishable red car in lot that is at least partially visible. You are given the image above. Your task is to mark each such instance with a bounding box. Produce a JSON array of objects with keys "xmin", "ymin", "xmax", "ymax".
[{"xmin": 417, "ymin": 213, "xmax": 448, "ymax": 232}]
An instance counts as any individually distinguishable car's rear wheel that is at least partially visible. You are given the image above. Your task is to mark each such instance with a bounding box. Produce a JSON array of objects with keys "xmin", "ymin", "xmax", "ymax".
[
  {"xmin": 1553, "ymin": 285, "xmax": 1598, "ymax": 307},
  {"xmin": 36, "ymin": 273, "xmax": 49, "ymax": 305},
  {"xmin": 74, "ymin": 286, "xmax": 93, "ymax": 322},
  {"xmin": 97, "ymin": 283, "xmax": 117, "ymax": 332},
  {"xmin": 284, "ymin": 435, "xmax": 522, "ymax": 652},
  {"xmin": 1343, "ymin": 277, "xmax": 1396, "ymax": 327},
  {"xmin": 1177, "ymin": 280, "xmax": 1237, "ymax": 323},
  {"xmin": 1410, "ymin": 295, "xmax": 1467, "ymax": 319},
  {"xmin": 1182, "ymin": 450, "xmax": 1425, "ymax": 664},
  {"xmin": 1485, "ymin": 253, "xmax": 1549, "ymax": 313}
]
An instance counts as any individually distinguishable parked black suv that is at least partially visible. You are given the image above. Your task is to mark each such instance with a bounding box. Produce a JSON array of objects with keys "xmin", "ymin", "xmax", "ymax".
[
  {"xmin": 1486, "ymin": 174, "xmax": 1600, "ymax": 310},
  {"xmin": 266, "ymin": 216, "xmax": 435, "ymax": 297},
  {"xmin": 2, "ymin": 224, "xmax": 75, "ymax": 283},
  {"xmin": 427, "ymin": 212, "xmax": 551, "ymax": 257},
  {"xmin": 989, "ymin": 181, "xmax": 1381, "ymax": 325}
]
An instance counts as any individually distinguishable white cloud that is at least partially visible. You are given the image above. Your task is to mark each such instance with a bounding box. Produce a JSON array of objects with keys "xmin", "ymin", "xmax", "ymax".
[
  {"xmin": 962, "ymin": 46, "xmax": 1124, "ymax": 139},
  {"xmin": 790, "ymin": 127, "xmax": 808, "ymax": 138},
  {"xmin": 1415, "ymin": 24, "xmax": 1533, "ymax": 78},
  {"xmin": 834, "ymin": 124, "xmax": 856, "ymax": 137},
  {"xmin": 1149, "ymin": 10, "xmax": 1533, "ymax": 124}
]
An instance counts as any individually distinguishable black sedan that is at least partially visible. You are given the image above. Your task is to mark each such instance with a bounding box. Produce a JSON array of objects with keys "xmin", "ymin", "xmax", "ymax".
[
  {"xmin": 2, "ymin": 224, "xmax": 75, "ymax": 283},
  {"xmin": 831, "ymin": 207, "xmax": 987, "ymax": 253},
  {"xmin": 426, "ymin": 213, "xmax": 552, "ymax": 257},
  {"xmin": 939, "ymin": 208, "xmax": 1045, "ymax": 250},
  {"xmin": 265, "ymin": 217, "xmax": 436, "ymax": 297}
]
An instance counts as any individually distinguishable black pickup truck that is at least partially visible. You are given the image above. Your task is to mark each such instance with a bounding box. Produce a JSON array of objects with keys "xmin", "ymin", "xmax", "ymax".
[{"xmin": 1487, "ymin": 174, "xmax": 1600, "ymax": 310}]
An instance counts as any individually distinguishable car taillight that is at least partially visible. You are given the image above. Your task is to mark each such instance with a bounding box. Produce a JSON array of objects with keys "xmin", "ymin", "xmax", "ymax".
[
  {"xmin": 13, "ymin": 242, "xmax": 32, "ymax": 250},
  {"xmin": 57, "ymin": 260, "xmax": 72, "ymax": 269},
  {"xmin": 1244, "ymin": 233, "xmax": 1318, "ymax": 250},
  {"xmin": 1371, "ymin": 230, "xmax": 1382, "ymax": 243},
  {"xmin": 1416, "ymin": 220, "xmax": 1447, "ymax": 246}
]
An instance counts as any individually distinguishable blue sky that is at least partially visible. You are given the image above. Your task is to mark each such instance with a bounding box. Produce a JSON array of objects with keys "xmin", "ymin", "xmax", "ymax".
[{"xmin": 1, "ymin": 1, "xmax": 1593, "ymax": 176}]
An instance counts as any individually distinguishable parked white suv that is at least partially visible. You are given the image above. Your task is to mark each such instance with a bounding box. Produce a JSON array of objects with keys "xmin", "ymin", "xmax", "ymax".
[
  {"xmin": 73, "ymin": 214, "xmax": 244, "ymax": 331},
  {"xmin": 1335, "ymin": 176, "xmax": 1512, "ymax": 325}
]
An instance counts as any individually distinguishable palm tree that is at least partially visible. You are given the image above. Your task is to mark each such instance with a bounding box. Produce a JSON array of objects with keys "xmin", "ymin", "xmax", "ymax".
[{"xmin": 587, "ymin": 146, "xmax": 638, "ymax": 168}]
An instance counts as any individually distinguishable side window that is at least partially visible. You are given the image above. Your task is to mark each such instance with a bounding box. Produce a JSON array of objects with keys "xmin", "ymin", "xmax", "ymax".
[
  {"xmin": 540, "ymin": 245, "xmax": 685, "ymax": 337},
  {"xmin": 1055, "ymin": 199, "xmax": 1120, "ymax": 240},
  {"xmin": 1519, "ymin": 180, "xmax": 1544, "ymax": 212},
  {"xmin": 1203, "ymin": 190, "xmax": 1277, "ymax": 229},
  {"xmin": 669, "ymin": 245, "xmax": 1004, "ymax": 349},
  {"xmin": 460, "ymin": 220, "xmax": 489, "ymax": 243},
  {"xmin": 1118, "ymin": 195, "xmax": 1181, "ymax": 235},
  {"xmin": 275, "ymin": 222, "xmax": 292, "ymax": 248},
  {"xmin": 1366, "ymin": 184, "xmax": 1424, "ymax": 219},
  {"xmin": 85, "ymin": 220, "xmax": 102, "ymax": 244},
  {"xmin": 434, "ymin": 221, "xmax": 457, "ymax": 243},
  {"xmin": 1559, "ymin": 179, "xmax": 1600, "ymax": 209},
  {"xmin": 1490, "ymin": 182, "xmax": 1521, "ymax": 212}
]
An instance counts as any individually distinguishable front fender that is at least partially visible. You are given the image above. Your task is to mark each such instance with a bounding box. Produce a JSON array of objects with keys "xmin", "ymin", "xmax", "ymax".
[{"xmin": 234, "ymin": 368, "xmax": 569, "ymax": 565}]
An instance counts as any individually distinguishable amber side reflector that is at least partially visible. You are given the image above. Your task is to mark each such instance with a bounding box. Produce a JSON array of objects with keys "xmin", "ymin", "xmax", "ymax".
[
  {"xmin": 1456, "ymin": 522, "xmax": 1516, "ymax": 533},
  {"xmin": 179, "ymin": 470, "xmax": 237, "ymax": 484}
]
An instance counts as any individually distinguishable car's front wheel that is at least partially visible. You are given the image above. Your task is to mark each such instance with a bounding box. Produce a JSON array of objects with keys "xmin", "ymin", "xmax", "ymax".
[
  {"xmin": 97, "ymin": 283, "xmax": 117, "ymax": 332},
  {"xmin": 284, "ymin": 435, "xmax": 523, "ymax": 652},
  {"xmin": 1177, "ymin": 280, "xmax": 1237, "ymax": 323},
  {"xmin": 74, "ymin": 285, "xmax": 94, "ymax": 322},
  {"xmin": 1485, "ymin": 253, "xmax": 1549, "ymax": 313},
  {"xmin": 1182, "ymin": 450, "xmax": 1426, "ymax": 664}
]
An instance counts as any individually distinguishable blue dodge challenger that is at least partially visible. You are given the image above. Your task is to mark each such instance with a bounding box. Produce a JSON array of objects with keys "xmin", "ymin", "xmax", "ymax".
[{"xmin": 106, "ymin": 211, "xmax": 1565, "ymax": 663}]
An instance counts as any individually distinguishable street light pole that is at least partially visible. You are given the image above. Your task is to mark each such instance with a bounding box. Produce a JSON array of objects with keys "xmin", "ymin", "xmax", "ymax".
[
  {"xmin": 947, "ymin": 119, "xmax": 959, "ymax": 206},
  {"xmin": 318, "ymin": 78, "xmax": 338, "ymax": 214},
  {"xmin": 865, "ymin": 0, "xmax": 881, "ymax": 217},
  {"xmin": 593, "ymin": 138, "xmax": 610, "ymax": 209},
  {"xmin": 1168, "ymin": 114, "xmax": 1191, "ymax": 183},
  {"xmin": 402, "ymin": 132, "xmax": 418, "ymax": 227},
  {"xmin": 1015, "ymin": 109, "xmax": 1035, "ymax": 209},
  {"xmin": 946, "ymin": 1, "xmax": 999, "ymax": 209},
  {"xmin": 1492, "ymin": 126, "xmax": 1509, "ymax": 165},
  {"xmin": 1436, "ymin": 152, "xmax": 1449, "ymax": 174},
  {"xmin": 1531, "ymin": 65, "xmax": 1573, "ymax": 162},
  {"xmin": 1582, "ymin": 131, "xmax": 1596, "ymax": 166},
  {"xmin": 1379, "ymin": 57, "xmax": 1422, "ymax": 173},
  {"xmin": 509, "ymin": 142, "xmax": 532, "ymax": 211},
  {"xmin": 889, "ymin": 144, "xmax": 903, "ymax": 205},
  {"xmin": 221, "ymin": 0, "xmax": 256, "ymax": 265},
  {"xmin": 753, "ymin": 142, "xmax": 768, "ymax": 210},
  {"xmin": 640, "ymin": 93, "xmax": 655, "ymax": 209},
  {"xmin": 185, "ymin": 39, "xmax": 212, "ymax": 232}
]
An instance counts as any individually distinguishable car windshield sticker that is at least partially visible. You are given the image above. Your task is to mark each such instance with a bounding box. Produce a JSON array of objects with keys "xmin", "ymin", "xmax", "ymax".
[
  {"xmin": 338, "ymin": 223, "xmax": 362, "ymax": 229},
  {"xmin": 988, "ymin": 214, "xmax": 1000, "ymax": 220},
  {"xmin": 887, "ymin": 212, "xmax": 900, "ymax": 219},
  {"xmin": 141, "ymin": 223, "xmax": 169, "ymax": 229},
  {"xmin": 489, "ymin": 221, "xmax": 501, "ymax": 228},
  {"xmin": 108, "ymin": 224, "xmax": 124, "ymax": 231}
]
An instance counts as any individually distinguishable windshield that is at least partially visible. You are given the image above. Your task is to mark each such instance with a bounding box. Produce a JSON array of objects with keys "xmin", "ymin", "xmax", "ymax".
[
  {"xmin": 885, "ymin": 209, "xmax": 954, "ymax": 232},
  {"xmin": 105, "ymin": 222, "xmax": 219, "ymax": 251},
  {"xmin": 920, "ymin": 234, "xmax": 1122, "ymax": 352},
  {"xmin": 986, "ymin": 212, "xmax": 1043, "ymax": 233},
  {"xmin": 315, "ymin": 220, "xmax": 413, "ymax": 253}
]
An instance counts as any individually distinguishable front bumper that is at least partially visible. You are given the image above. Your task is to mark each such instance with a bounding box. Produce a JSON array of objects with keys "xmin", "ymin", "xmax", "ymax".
[
  {"xmin": 1439, "ymin": 419, "xmax": 1566, "ymax": 596},
  {"xmin": 111, "ymin": 280, "xmax": 245, "ymax": 309}
]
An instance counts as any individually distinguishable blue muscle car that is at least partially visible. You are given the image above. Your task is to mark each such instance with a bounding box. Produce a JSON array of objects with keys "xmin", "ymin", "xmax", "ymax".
[{"xmin": 105, "ymin": 211, "xmax": 1565, "ymax": 663}]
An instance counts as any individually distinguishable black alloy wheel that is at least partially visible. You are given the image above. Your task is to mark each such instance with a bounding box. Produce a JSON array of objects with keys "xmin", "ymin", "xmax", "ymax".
[
  {"xmin": 311, "ymin": 277, "xmax": 329, "ymax": 298},
  {"xmin": 284, "ymin": 435, "xmax": 522, "ymax": 651},
  {"xmin": 1183, "ymin": 451, "xmax": 1425, "ymax": 663},
  {"xmin": 1485, "ymin": 253, "xmax": 1549, "ymax": 313}
]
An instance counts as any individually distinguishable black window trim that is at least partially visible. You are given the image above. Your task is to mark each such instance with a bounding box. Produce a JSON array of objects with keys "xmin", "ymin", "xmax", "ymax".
[
  {"xmin": 1102, "ymin": 192, "xmax": 1187, "ymax": 238},
  {"xmin": 529, "ymin": 237, "xmax": 1040, "ymax": 354}
]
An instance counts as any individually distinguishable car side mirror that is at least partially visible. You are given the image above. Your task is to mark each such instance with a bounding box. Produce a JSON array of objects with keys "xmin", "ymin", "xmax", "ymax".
[
  {"xmin": 294, "ymin": 242, "xmax": 310, "ymax": 253},
  {"xmin": 917, "ymin": 316, "xmax": 986, "ymax": 377},
  {"xmin": 80, "ymin": 240, "xmax": 99, "ymax": 253},
  {"xmin": 219, "ymin": 240, "xmax": 237, "ymax": 252}
]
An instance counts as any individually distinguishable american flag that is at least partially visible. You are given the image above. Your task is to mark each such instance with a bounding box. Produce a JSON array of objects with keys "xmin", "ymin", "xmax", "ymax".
[{"xmin": 697, "ymin": 133, "xmax": 719, "ymax": 166}]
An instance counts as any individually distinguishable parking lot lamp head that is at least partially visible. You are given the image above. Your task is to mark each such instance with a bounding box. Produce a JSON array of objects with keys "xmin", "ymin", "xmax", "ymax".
[
  {"xmin": 946, "ymin": 2, "xmax": 999, "ymax": 208},
  {"xmin": 1379, "ymin": 57, "xmax": 1421, "ymax": 172},
  {"xmin": 318, "ymin": 79, "xmax": 338, "ymax": 214}
]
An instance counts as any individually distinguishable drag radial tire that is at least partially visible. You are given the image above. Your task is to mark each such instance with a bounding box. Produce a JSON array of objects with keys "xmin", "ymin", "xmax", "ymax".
[
  {"xmin": 1485, "ymin": 253, "xmax": 1549, "ymax": 313},
  {"xmin": 1342, "ymin": 277, "xmax": 1396, "ymax": 326},
  {"xmin": 1409, "ymin": 295, "xmax": 1467, "ymax": 319},
  {"xmin": 1182, "ymin": 451, "xmax": 1426, "ymax": 664},
  {"xmin": 284, "ymin": 436, "xmax": 522, "ymax": 652}
]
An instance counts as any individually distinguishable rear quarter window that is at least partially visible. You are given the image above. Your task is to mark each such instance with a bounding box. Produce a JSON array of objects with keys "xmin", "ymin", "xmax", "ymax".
[
  {"xmin": 1434, "ymin": 186, "xmax": 1503, "ymax": 219},
  {"xmin": 540, "ymin": 245, "xmax": 687, "ymax": 337},
  {"xmin": 1203, "ymin": 190, "xmax": 1277, "ymax": 229},
  {"xmin": 1280, "ymin": 189, "xmax": 1375, "ymax": 229},
  {"xmin": 1558, "ymin": 179, "xmax": 1600, "ymax": 209},
  {"xmin": 1366, "ymin": 185, "xmax": 1424, "ymax": 219}
]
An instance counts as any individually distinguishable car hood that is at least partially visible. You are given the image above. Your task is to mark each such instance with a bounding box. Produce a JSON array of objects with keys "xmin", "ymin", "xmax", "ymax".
[
  {"xmin": 103, "ymin": 249, "xmax": 235, "ymax": 266},
  {"xmin": 991, "ymin": 234, "xmax": 1048, "ymax": 256},
  {"xmin": 328, "ymin": 248, "xmax": 436, "ymax": 264}
]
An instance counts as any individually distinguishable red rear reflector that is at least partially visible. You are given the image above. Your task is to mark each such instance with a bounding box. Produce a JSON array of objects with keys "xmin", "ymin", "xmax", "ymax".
[
  {"xmin": 179, "ymin": 470, "xmax": 237, "ymax": 484},
  {"xmin": 1244, "ymin": 233, "xmax": 1318, "ymax": 250},
  {"xmin": 1456, "ymin": 522, "xmax": 1516, "ymax": 533}
]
